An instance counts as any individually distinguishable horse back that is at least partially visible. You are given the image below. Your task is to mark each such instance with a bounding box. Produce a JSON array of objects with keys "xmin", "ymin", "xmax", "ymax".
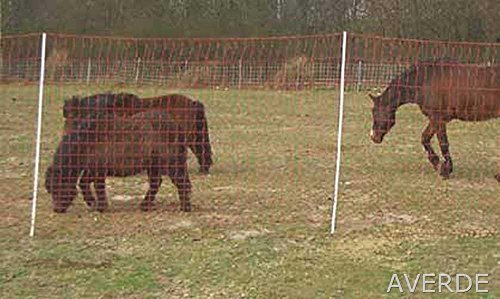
[{"xmin": 422, "ymin": 64, "xmax": 500, "ymax": 121}]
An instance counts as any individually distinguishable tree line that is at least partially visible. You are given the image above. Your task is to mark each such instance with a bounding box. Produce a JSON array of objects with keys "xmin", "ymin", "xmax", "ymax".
[{"xmin": 2, "ymin": 0, "xmax": 498, "ymax": 42}]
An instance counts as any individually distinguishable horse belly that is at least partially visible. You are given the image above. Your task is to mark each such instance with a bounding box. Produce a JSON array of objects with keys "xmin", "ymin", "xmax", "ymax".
[
  {"xmin": 453, "ymin": 91, "xmax": 500, "ymax": 121},
  {"xmin": 94, "ymin": 141, "xmax": 151, "ymax": 176}
]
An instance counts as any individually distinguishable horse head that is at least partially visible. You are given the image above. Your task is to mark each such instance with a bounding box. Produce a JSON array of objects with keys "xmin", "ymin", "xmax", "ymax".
[
  {"xmin": 45, "ymin": 134, "xmax": 84, "ymax": 213},
  {"xmin": 369, "ymin": 93, "xmax": 396, "ymax": 144},
  {"xmin": 45, "ymin": 164, "xmax": 79, "ymax": 213}
]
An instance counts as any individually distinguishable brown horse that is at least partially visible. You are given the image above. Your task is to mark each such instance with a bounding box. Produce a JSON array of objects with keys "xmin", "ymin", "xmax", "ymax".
[
  {"xmin": 369, "ymin": 60, "xmax": 499, "ymax": 179},
  {"xmin": 63, "ymin": 92, "xmax": 213, "ymax": 209},
  {"xmin": 63, "ymin": 92, "xmax": 213, "ymax": 174},
  {"xmin": 45, "ymin": 111, "xmax": 192, "ymax": 213}
]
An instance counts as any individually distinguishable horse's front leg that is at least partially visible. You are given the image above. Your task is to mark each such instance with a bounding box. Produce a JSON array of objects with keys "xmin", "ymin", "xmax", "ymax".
[
  {"xmin": 421, "ymin": 122, "xmax": 440, "ymax": 171},
  {"xmin": 435, "ymin": 122, "xmax": 453, "ymax": 179},
  {"xmin": 94, "ymin": 173, "xmax": 108, "ymax": 212},
  {"xmin": 78, "ymin": 170, "xmax": 96, "ymax": 208},
  {"xmin": 140, "ymin": 164, "xmax": 163, "ymax": 211}
]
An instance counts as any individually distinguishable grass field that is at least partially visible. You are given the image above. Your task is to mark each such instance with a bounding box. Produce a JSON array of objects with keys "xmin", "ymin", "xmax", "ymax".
[{"xmin": 0, "ymin": 83, "xmax": 498, "ymax": 298}]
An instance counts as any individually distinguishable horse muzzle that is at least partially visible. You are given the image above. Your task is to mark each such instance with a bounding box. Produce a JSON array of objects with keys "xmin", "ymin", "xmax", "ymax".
[
  {"xmin": 53, "ymin": 206, "xmax": 68, "ymax": 213},
  {"xmin": 370, "ymin": 129, "xmax": 384, "ymax": 144}
]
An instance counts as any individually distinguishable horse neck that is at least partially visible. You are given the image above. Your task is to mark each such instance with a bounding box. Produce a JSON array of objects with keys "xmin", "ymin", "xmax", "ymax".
[
  {"xmin": 55, "ymin": 134, "xmax": 87, "ymax": 174},
  {"xmin": 381, "ymin": 85, "xmax": 417, "ymax": 111}
]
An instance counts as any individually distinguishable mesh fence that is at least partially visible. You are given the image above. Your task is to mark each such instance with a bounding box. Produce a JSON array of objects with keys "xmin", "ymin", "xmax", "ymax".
[
  {"xmin": 0, "ymin": 32, "xmax": 498, "ymax": 238},
  {"xmin": 1, "ymin": 33, "xmax": 341, "ymax": 237},
  {"xmin": 3, "ymin": 33, "xmax": 343, "ymax": 89}
]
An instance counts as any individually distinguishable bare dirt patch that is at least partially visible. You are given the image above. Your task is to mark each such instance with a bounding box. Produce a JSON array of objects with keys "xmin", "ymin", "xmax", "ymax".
[{"xmin": 228, "ymin": 228, "xmax": 271, "ymax": 240}]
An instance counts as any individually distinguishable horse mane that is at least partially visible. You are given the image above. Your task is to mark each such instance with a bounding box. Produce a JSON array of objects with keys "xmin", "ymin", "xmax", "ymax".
[
  {"xmin": 387, "ymin": 58, "xmax": 459, "ymax": 88},
  {"xmin": 379, "ymin": 58, "xmax": 462, "ymax": 105}
]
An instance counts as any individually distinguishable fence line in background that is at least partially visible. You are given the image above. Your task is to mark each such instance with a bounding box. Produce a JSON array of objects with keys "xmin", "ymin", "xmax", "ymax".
[{"xmin": 1, "ymin": 32, "xmax": 497, "ymax": 90}]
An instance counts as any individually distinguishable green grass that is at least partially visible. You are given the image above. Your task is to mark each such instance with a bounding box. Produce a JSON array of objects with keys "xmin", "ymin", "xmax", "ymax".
[{"xmin": 0, "ymin": 83, "xmax": 498, "ymax": 298}]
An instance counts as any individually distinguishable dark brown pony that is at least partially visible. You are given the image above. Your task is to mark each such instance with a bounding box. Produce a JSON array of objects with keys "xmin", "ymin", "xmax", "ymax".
[
  {"xmin": 369, "ymin": 60, "xmax": 499, "ymax": 179},
  {"xmin": 45, "ymin": 111, "xmax": 192, "ymax": 213},
  {"xmin": 63, "ymin": 92, "xmax": 213, "ymax": 174}
]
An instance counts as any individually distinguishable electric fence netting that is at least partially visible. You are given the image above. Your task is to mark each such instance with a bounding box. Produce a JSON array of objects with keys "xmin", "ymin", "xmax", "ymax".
[{"xmin": 0, "ymin": 32, "xmax": 497, "ymax": 239}]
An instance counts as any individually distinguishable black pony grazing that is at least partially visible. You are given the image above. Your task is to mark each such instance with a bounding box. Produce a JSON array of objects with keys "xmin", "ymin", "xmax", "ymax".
[
  {"xmin": 45, "ymin": 111, "xmax": 192, "ymax": 213},
  {"xmin": 63, "ymin": 92, "xmax": 213, "ymax": 174},
  {"xmin": 62, "ymin": 92, "xmax": 142, "ymax": 124},
  {"xmin": 369, "ymin": 60, "xmax": 499, "ymax": 180}
]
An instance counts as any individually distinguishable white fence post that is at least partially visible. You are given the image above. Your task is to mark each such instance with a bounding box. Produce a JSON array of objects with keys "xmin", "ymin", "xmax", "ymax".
[
  {"xmin": 86, "ymin": 57, "xmax": 91, "ymax": 85},
  {"xmin": 135, "ymin": 57, "xmax": 142, "ymax": 84},
  {"xmin": 331, "ymin": 31, "xmax": 348, "ymax": 234},
  {"xmin": 30, "ymin": 32, "xmax": 47, "ymax": 238},
  {"xmin": 238, "ymin": 59, "xmax": 243, "ymax": 89},
  {"xmin": 356, "ymin": 60, "xmax": 362, "ymax": 92}
]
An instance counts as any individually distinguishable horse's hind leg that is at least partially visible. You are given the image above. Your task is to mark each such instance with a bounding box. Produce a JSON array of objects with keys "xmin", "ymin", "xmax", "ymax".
[
  {"xmin": 140, "ymin": 164, "xmax": 162, "ymax": 211},
  {"xmin": 436, "ymin": 123, "xmax": 453, "ymax": 179},
  {"xmin": 94, "ymin": 173, "xmax": 108, "ymax": 212},
  {"xmin": 421, "ymin": 123, "xmax": 440, "ymax": 171},
  {"xmin": 78, "ymin": 170, "xmax": 96, "ymax": 208}
]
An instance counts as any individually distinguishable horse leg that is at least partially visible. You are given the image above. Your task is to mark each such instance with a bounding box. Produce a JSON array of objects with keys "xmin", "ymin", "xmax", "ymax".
[
  {"xmin": 140, "ymin": 165, "xmax": 162, "ymax": 212},
  {"xmin": 94, "ymin": 173, "xmax": 108, "ymax": 212},
  {"xmin": 78, "ymin": 170, "xmax": 96, "ymax": 208},
  {"xmin": 436, "ymin": 123, "xmax": 453, "ymax": 179},
  {"xmin": 169, "ymin": 161, "xmax": 192, "ymax": 212},
  {"xmin": 495, "ymin": 174, "xmax": 500, "ymax": 182},
  {"xmin": 421, "ymin": 122, "xmax": 440, "ymax": 171}
]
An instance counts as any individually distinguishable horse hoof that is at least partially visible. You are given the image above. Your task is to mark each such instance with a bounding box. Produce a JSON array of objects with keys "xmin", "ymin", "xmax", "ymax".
[
  {"xmin": 429, "ymin": 156, "xmax": 440, "ymax": 171},
  {"xmin": 199, "ymin": 168, "xmax": 210, "ymax": 175},
  {"xmin": 53, "ymin": 207, "xmax": 68, "ymax": 213},
  {"xmin": 495, "ymin": 174, "xmax": 500, "ymax": 182},
  {"xmin": 440, "ymin": 170, "xmax": 451, "ymax": 179},
  {"xmin": 180, "ymin": 202, "xmax": 192, "ymax": 212},
  {"xmin": 140, "ymin": 201, "xmax": 155, "ymax": 212},
  {"xmin": 96, "ymin": 203, "xmax": 108, "ymax": 213},
  {"xmin": 84, "ymin": 200, "xmax": 96, "ymax": 208},
  {"xmin": 439, "ymin": 167, "xmax": 451, "ymax": 179}
]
